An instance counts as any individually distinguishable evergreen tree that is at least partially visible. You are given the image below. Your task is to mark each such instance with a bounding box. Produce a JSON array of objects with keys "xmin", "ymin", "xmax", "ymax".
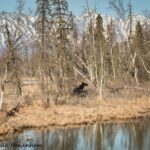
[
  {"xmin": 36, "ymin": 0, "xmax": 50, "ymax": 57},
  {"xmin": 134, "ymin": 21, "xmax": 148, "ymax": 81},
  {"xmin": 35, "ymin": 0, "xmax": 51, "ymax": 107},
  {"xmin": 106, "ymin": 18, "xmax": 117, "ymax": 78},
  {"xmin": 51, "ymin": 0, "xmax": 71, "ymax": 44},
  {"xmin": 50, "ymin": 0, "xmax": 74, "ymax": 95},
  {"xmin": 128, "ymin": 0, "xmax": 133, "ymax": 40},
  {"xmin": 94, "ymin": 14, "xmax": 106, "ymax": 78},
  {"xmin": 135, "ymin": 21, "xmax": 144, "ymax": 55},
  {"xmin": 95, "ymin": 14, "xmax": 104, "ymax": 47}
]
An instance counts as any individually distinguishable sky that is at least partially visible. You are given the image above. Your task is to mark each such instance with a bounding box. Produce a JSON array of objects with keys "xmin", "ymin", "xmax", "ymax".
[{"xmin": 0, "ymin": 0, "xmax": 150, "ymax": 16}]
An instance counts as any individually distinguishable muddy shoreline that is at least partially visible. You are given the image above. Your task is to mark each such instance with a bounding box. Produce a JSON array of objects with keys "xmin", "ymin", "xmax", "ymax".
[{"xmin": 0, "ymin": 97, "xmax": 150, "ymax": 140}]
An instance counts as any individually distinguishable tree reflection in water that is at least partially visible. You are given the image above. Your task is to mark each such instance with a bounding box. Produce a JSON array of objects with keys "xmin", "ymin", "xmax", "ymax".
[{"xmin": 2, "ymin": 119, "xmax": 150, "ymax": 150}]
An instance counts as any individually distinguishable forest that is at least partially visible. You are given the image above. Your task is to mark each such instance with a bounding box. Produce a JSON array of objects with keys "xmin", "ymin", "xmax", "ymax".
[{"xmin": 0, "ymin": 0, "xmax": 150, "ymax": 137}]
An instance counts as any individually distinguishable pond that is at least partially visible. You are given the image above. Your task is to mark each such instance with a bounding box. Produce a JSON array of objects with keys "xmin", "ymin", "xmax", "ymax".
[{"xmin": 0, "ymin": 119, "xmax": 150, "ymax": 150}]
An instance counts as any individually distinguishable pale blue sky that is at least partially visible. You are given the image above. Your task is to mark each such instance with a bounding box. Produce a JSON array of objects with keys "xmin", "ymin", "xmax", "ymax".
[{"xmin": 0, "ymin": 0, "xmax": 150, "ymax": 16}]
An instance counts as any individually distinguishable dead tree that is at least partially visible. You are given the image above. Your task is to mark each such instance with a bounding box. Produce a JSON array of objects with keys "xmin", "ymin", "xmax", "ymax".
[
  {"xmin": 0, "ymin": 2, "xmax": 24, "ymax": 110},
  {"xmin": 108, "ymin": 0, "xmax": 127, "ymax": 21},
  {"xmin": 106, "ymin": 84, "xmax": 124, "ymax": 93}
]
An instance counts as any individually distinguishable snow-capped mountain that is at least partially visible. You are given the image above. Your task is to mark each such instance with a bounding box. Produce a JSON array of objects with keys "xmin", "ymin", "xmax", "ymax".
[
  {"xmin": 75, "ymin": 10, "xmax": 149, "ymax": 42},
  {"xmin": 0, "ymin": 11, "xmax": 149, "ymax": 50},
  {"xmin": 0, "ymin": 11, "xmax": 36, "ymax": 50}
]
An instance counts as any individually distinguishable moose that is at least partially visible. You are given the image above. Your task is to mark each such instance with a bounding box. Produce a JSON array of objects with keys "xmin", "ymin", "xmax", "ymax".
[{"xmin": 73, "ymin": 82, "xmax": 88, "ymax": 96}]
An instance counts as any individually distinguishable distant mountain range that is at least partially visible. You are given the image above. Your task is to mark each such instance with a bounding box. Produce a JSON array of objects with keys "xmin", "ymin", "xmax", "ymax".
[
  {"xmin": 75, "ymin": 10, "xmax": 148, "ymax": 41},
  {"xmin": 0, "ymin": 11, "xmax": 149, "ymax": 50},
  {"xmin": 0, "ymin": 11, "xmax": 36, "ymax": 50}
]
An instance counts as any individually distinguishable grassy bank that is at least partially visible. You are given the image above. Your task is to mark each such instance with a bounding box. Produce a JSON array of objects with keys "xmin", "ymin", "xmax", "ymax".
[{"xmin": 0, "ymin": 96, "xmax": 150, "ymax": 140}]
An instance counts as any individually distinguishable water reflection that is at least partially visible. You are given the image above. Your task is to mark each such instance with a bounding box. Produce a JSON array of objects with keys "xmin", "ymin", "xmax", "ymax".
[{"xmin": 1, "ymin": 119, "xmax": 150, "ymax": 150}]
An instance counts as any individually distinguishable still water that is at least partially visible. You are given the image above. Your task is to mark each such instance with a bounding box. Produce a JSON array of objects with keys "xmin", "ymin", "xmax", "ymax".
[{"xmin": 1, "ymin": 119, "xmax": 150, "ymax": 150}]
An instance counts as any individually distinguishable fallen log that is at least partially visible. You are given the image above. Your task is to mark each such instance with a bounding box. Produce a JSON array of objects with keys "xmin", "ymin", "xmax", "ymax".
[
  {"xmin": 106, "ymin": 84, "xmax": 124, "ymax": 93},
  {"xmin": 6, "ymin": 104, "xmax": 20, "ymax": 117}
]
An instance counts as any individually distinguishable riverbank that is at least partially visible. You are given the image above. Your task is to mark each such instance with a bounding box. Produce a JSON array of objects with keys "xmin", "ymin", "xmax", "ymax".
[{"xmin": 0, "ymin": 96, "xmax": 150, "ymax": 139}]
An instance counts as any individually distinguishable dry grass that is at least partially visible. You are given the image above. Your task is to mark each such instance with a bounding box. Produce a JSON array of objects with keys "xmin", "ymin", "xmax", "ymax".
[
  {"xmin": 0, "ymin": 96, "xmax": 150, "ymax": 139},
  {"xmin": 0, "ymin": 79, "xmax": 150, "ymax": 139}
]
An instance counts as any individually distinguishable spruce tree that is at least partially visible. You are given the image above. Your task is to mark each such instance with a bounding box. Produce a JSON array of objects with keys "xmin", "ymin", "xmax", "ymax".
[
  {"xmin": 128, "ymin": 0, "xmax": 133, "ymax": 40},
  {"xmin": 35, "ymin": 0, "xmax": 51, "ymax": 107},
  {"xmin": 95, "ymin": 14, "xmax": 104, "ymax": 46},
  {"xmin": 50, "ymin": 0, "xmax": 73, "ymax": 95},
  {"xmin": 36, "ymin": 0, "xmax": 50, "ymax": 57},
  {"xmin": 134, "ymin": 21, "xmax": 148, "ymax": 81},
  {"xmin": 106, "ymin": 18, "xmax": 116, "ymax": 78},
  {"xmin": 135, "ymin": 21, "xmax": 144, "ymax": 55},
  {"xmin": 94, "ymin": 14, "xmax": 106, "ymax": 79}
]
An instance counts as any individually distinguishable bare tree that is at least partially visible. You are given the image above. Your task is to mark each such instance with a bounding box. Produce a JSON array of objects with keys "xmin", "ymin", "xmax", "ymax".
[
  {"xmin": 0, "ymin": 23, "xmax": 23, "ymax": 110},
  {"xmin": 108, "ymin": 0, "xmax": 127, "ymax": 21}
]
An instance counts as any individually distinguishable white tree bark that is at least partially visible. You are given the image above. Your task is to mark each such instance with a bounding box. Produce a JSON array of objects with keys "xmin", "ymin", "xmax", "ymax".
[{"xmin": 0, "ymin": 84, "xmax": 4, "ymax": 110}]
